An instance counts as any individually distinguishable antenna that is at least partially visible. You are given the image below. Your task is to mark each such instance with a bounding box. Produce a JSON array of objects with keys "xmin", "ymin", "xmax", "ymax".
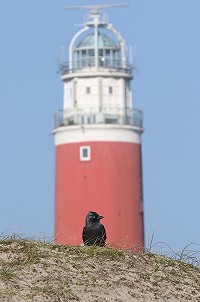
[{"xmin": 64, "ymin": 3, "xmax": 128, "ymax": 14}]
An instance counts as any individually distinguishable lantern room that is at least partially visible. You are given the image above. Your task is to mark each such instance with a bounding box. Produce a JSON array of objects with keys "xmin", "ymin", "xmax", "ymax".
[{"xmin": 73, "ymin": 32, "xmax": 120, "ymax": 69}]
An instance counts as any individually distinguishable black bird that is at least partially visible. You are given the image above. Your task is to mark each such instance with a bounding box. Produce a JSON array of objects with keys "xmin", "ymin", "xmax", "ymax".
[{"xmin": 82, "ymin": 211, "xmax": 106, "ymax": 246}]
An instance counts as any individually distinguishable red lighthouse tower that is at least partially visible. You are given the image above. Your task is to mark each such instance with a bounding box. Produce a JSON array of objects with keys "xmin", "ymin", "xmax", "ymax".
[{"xmin": 53, "ymin": 4, "xmax": 144, "ymax": 250}]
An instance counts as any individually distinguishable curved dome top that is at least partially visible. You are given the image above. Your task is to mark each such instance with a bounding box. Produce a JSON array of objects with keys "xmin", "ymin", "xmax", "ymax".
[{"xmin": 76, "ymin": 32, "xmax": 117, "ymax": 48}]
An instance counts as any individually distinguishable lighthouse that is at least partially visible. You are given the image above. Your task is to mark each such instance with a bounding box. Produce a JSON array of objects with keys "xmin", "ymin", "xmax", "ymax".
[{"xmin": 53, "ymin": 4, "xmax": 144, "ymax": 250}]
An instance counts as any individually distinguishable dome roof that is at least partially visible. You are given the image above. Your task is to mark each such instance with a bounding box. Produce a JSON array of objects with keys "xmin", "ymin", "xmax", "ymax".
[{"xmin": 77, "ymin": 32, "xmax": 117, "ymax": 48}]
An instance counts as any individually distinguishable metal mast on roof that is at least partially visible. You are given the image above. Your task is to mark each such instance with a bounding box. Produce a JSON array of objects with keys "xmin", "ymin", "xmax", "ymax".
[{"xmin": 64, "ymin": 3, "xmax": 129, "ymax": 12}]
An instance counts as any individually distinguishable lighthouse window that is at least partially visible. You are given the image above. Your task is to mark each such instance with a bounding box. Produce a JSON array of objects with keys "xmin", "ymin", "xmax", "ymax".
[
  {"xmin": 82, "ymin": 50, "xmax": 87, "ymax": 67},
  {"xmin": 88, "ymin": 49, "xmax": 95, "ymax": 66},
  {"xmin": 99, "ymin": 49, "xmax": 104, "ymax": 66},
  {"xmin": 109, "ymin": 86, "xmax": 113, "ymax": 94},
  {"xmin": 113, "ymin": 50, "xmax": 119, "ymax": 67},
  {"xmin": 98, "ymin": 49, "xmax": 103, "ymax": 56},
  {"xmin": 89, "ymin": 49, "xmax": 94, "ymax": 56},
  {"xmin": 86, "ymin": 87, "xmax": 91, "ymax": 94},
  {"xmin": 106, "ymin": 49, "xmax": 110, "ymax": 57},
  {"xmin": 80, "ymin": 146, "xmax": 91, "ymax": 161},
  {"xmin": 105, "ymin": 49, "xmax": 111, "ymax": 67}
]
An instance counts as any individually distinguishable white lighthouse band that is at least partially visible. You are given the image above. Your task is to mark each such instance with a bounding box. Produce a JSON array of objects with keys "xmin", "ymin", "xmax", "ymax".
[{"xmin": 53, "ymin": 124, "xmax": 143, "ymax": 146}]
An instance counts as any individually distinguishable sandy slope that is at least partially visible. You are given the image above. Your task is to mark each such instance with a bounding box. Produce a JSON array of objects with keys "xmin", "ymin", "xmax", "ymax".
[{"xmin": 0, "ymin": 238, "xmax": 199, "ymax": 301}]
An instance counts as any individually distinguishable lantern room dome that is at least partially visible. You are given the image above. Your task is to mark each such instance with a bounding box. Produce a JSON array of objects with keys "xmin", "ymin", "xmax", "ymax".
[{"xmin": 76, "ymin": 32, "xmax": 117, "ymax": 49}]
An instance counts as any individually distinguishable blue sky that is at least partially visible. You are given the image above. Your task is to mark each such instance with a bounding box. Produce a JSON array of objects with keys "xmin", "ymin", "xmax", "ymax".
[{"xmin": 0, "ymin": 0, "xmax": 199, "ymax": 255}]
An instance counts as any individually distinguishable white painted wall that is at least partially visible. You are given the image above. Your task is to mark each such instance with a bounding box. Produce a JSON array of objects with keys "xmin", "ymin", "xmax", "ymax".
[{"xmin": 63, "ymin": 76, "xmax": 132, "ymax": 114}]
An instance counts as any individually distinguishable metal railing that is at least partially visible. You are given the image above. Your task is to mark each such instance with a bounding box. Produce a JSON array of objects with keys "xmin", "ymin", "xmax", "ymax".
[
  {"xmin": 60, "ymin": 59, "xmax": 132, "ymax": 75},
  {"xmin": 53, "ymin": 107, "xmax": 143, "ymax": 129}
]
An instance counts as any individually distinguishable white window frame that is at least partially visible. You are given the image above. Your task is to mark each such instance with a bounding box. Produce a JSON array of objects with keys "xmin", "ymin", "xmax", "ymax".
[{"xmin": 80, "ymin": 146, "xmax": 91, "ymax": 161}]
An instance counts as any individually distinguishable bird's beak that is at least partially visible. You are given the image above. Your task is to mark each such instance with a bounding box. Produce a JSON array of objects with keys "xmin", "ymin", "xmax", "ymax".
[{"xmin": 98, "ymin": 215, "xmax": 104, "ymax": 219}]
